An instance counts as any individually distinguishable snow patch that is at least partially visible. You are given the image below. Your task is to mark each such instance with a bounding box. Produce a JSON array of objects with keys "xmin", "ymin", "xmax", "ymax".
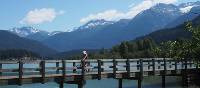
[{"xmin": 180, "ymin": 6, "xmax": 195, "ymax": 13}]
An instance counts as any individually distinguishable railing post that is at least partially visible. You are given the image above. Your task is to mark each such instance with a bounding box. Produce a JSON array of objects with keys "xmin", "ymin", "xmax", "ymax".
[
  {"xmin": 148, "ymin": 61, "xmax": 150, "ymax": 70},
  {"xmin": 101, "ymin": 61, "xmax": 104, "ymax": 72},
  {"xmin": 18, "ymin": 61, "xmax": 23, "ymax": 86},
  {"xmin": 152, "ymin": 59, "xmax": 155, "ymax": 75},
  {"xmin": 162, "ymin": 58, "xmax": 166, "ymax": 88},
  {"xmin": 189, "ymin": 59, "xmax": 192, "ymax": 68},
  {"xmin": 56, "ymin": 62, "xmax": 60, "ymax": 74},
  {"xmin": 196, "ymin": 59, "xmax": 199, "ymax": 70},
  {"xmin": 98, "ymin": 59, "xmax": 102, "ymax": 80},
  {"xmin": 40, "ymin": 61, "xmax": 45, "ymax": 84},
  {"xmin": 137, "ymin": 60, "xmax": 140, "ymax": 70},
  {"xmin": 174, "ymin": 60, "xmax": 177, "ymax": 74},
  {"xmin": 126, "ymin": 59, "xmax": 130, "ymax": 78},
  {"xmin": 183, "ymin": 58, "xmax": 188, "ymax": 87},
  {"xmin": 60, "ymin": 60, "xmax": 66, "ymax": 88},
  {"xmin": 73, "ymin": 62, "xmax": 76, "ymax": 73},
  {"xmin": 80, "ymin": 60, "xmax": 86, "ymax": 88},
  {"xmin": 181, "ymin": 58, "xmax": 184, "ymax": 69},
  {"xmin": 113, "ymin": 59, "xmax": 117, "ymax": 78},
  {"xmin": 81, "ymin": 60, "xmax": 86, "ymax": 77},
  {"xmin": 138, "ymin": 59, "xmax": 143, "ymax": 88},
  {"xmin": 158, "ymin": 60, "xmax": 161, "ymax": 69}
]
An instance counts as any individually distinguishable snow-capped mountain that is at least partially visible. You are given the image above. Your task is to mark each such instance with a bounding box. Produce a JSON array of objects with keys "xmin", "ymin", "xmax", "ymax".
[
  {"xmin": 78, "ymin": 19, "xmax": 114, "ymax": 30},
  {"xmin": 151, "ymin": 3, "xmax": 181, "ymax": 15},
  {"xmin": 179, "ymin": 1, "xmax": 200, "ymax": 13},
  {"xmin": 9, "ymin": 27, "xmax": 41, "ymax": 37},
  {"xmin": 42, "ymin": 3, "xmax": 184, "ymax": 51},
  {"xmin": 8, "ymin": 26, "xmax": 63, "ymax": 41},
  {"xmin": 48, "ymin": 31, "xmax": 62, "ymax": 36},
  {"xmin": 166, "ymin": 1, "xmax": 200, "ymax": 28}
]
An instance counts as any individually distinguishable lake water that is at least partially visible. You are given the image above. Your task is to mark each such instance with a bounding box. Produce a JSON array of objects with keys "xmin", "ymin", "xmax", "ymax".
[{"xmin": 1, "ymin": 76, "xmax": 185, "ymax": 88}]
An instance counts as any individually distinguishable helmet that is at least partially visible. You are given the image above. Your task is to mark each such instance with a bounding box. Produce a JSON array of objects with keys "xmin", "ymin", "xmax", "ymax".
[{"xmin": 82, "ymin": 51, "xmax": 87, "ymax": 54}]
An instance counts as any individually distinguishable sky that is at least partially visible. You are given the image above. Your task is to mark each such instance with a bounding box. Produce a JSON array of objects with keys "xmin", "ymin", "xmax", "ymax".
[{"xmin": 0, "ymin": 0, "xmax": 199, "ymax": 32}]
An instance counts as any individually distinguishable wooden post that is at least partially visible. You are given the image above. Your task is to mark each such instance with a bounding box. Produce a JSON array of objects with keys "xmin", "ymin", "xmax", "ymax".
[
  {"xmin": 162, "ymin": 58, "xmax": 166, "ymax": 88},
  {"xmin": 118, "ymin": 79, "xmax": 122, "ymax": 88},
  {"xmin": 98, "ymin": 60, "xmax": 102, "ymax": 80},
  {"xmin": 196, "ymin": 60, "xmax": 199, "ymax": 70},
  {"xmin": 73, "ymin": 62, "xmax": 76, "ymax": 73},
  {"xmin": 138, "ymin": 59, "xmax": 143, "ymax": 88},
  {"xmin": 126, "ymin": 59, "xmax": 130, "ymax": 78},
  {"xmin": 80, "ymin": 60, "xmax": 86, "ymax": 88},
  {"xmin": 152, "ymin": 59, "xmax": 155, "ymax": 75},
  {"xmin": 101, "ymin": 61, "xmax": 104, "ymax": 72},
  {"xmin": 81, "ymin": 60, "xmax": 86, "ymax": 77},
  {"xmin": 137, "ymin": 60, "xmax": 140, "ymax": 70},
  {"xmin": 60, "ymin": 60, "xmax": 66, "ymax": 88},
  {"xmin": 148, "ymin": 61, "xmax": 150, "ymax": 70},
  {"xmin": 163, "ymin": 58, "xmax": 167, "ymax": 73},
  {"xmin": 140, "ymin": 59, "xmax": 143, "ymax": 79},
  {"xmin": 40, "ymin": 61, "xmax": 45, "ymax": 84},
  {"xmin": 162, "ymin": 75, "xmax": 166, "ymax": 88},
  {"xmin": 56, "ymin": 62, "xmax": 59, "ymax": 74},
  {"xmin": 189, "ymin": 59, "xmax": 192, "ymax": 68},
  {"xmin": 175, "ymin": 60, "xmax": 177, "ymax": 74},
  {"xmin": 138, "ymin": 78, "xmax": 142, "ymax": 88},
  {"xmin": 0, "ymin": 63, "xmax": 2, "ymax": 76},
  {"xmin": 113, "ymin": 59, "xmax": 117, "ymax": 78},
  {"xmin": 183, "ymin": 58, "xmax": 188, "ymax": 87},
  {"xmin": 181, "ymin": 58, "xmax": 184, "ymax": 69},
  {"xmin": 18, "ymin": 61, "xmax": 23, "ymax": 86},
  {"xmin": 158, "ymin": 60, "xmax": 161, "ymax": 69},
  {"xmin": 78, "ymin": 83, "xmax": 84, "ymax": 88}
]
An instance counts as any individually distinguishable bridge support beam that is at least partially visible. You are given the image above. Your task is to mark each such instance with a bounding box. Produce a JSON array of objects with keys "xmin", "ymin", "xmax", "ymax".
[
  {"xmin": 138, "ymin": 78, "xmax": 142, "ymax": 88},
  {"xmin": 59, "ymin": 82, "xmax": 64, "ymax": 88},
  {"xmin": 162, "ymin": 75, "xmax": 166, "ymax": 88},
  {"xmin": 56, "ymin": 62, "xmax": 60, "ymax": 74},
  {"xmin": 18, "ymin": 61, "xmax": 23, "ymax": 86},
  {"xmin": 118, "ymin": 79, "xmax": 122, "ymax": 88},
  {"xmin": 78, "ymin": 83, "xmax": 84, "ymax": 88}
]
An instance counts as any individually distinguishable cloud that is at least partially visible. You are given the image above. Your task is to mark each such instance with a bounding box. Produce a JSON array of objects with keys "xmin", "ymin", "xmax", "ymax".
[
  {"xmin": 20, "ymin": 8, "xmax": 65, "ymax": 24},
  {"xmin": 80, "ymin": 10, "xmax": 125, "ymax": 23},
  {"xmin": 80, "ymin": 0, "xmax": 177, "ymax": 23}
]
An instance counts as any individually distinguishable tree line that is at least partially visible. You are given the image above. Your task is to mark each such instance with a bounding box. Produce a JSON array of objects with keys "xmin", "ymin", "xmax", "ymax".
[{"xmin": 0, "ymin": 49, "xmax": 40, "ymax": 60}]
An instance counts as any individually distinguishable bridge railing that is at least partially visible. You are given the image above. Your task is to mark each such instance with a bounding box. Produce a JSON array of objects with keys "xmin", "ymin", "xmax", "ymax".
[{"xmin": 0, "ymin": 58, "xmax": 199, "ymax": 80}]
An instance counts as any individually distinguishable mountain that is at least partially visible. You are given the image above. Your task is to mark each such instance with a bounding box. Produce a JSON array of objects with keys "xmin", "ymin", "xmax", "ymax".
[
  {"xmin": 26, "ymin": 31, "xmax": 50, "ymax": 41},
  {"xmin": 135, "ymin": 15, "xmax": 200, "ymax": 44},
  {"xmin": 48, "ymin": 31, "xmax": 62, "ymax": 36},
  {"xmin": 179, "ymin": 1, "xmax": 200, "ymax": 13},
  {"xmin": 166, "ymin": 1, "xmax": 200, "ymax": 28},
  {"xmin": 8, "ymin": 26, "xmax": 63, "ymax": 41},
  {"xmin": 77, "ymin": 19, "xmax": 114, "ymax": 30},
  {"xmin": 9, "ymin": 27, "xmax": 40, "ymax": 37},
  {"xmin": 126, "ymin": 3, "xmax": 182, "ymax": 35},
  {"xmin": 0, "ymin": 30, "xmax": 57, "ymax": 56},
  {"xmin": 42, "ymin": 3, "xmax": 182, "ymax": 52}
]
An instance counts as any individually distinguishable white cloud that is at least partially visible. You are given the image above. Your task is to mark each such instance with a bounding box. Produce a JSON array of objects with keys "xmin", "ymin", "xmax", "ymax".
[
  {"xmin": 80, "ymin": 10, "xmax": 125, "ymax": 23},
  {"xmin": 80, "ymin": 0, "xmax": 177, "ymax": 23},
  {"xmin": 20, "ymin": 8, "xmax": 65, "ymax": 24}
]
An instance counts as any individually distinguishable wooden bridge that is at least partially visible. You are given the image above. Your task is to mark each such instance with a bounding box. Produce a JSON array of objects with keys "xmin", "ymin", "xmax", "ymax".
[{"xmin": 0, "ymin": 58, "xmax": 199, "ymax": 88}]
